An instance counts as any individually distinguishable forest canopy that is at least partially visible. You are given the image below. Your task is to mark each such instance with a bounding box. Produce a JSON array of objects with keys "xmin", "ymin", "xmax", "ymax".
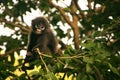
[{"xmin": 0, "ymin": 0, "xmax": 120, "ymax": 80}]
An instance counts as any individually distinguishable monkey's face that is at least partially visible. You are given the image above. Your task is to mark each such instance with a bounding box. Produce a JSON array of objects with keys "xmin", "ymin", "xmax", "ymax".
[
  {"xmin": 32, "ymin": 23, "xmax": 45, "ymax": 34},
  {"xmin": 31, "ymin": 17, "xmax": 50, "ymax": 35}
]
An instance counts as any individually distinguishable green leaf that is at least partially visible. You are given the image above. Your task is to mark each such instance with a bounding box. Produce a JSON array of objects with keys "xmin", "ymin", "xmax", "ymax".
[
  {"xmin": 64, "ymin": 7, "xmax": 71, "ymax": 12},
  {"xmin": 51, "ymin": 14, "xmax": 61, "ymax": 26},
  {"xmin": 93, "ymin": 31, "xmax": 101, "ymax": 37},
  {"xmin": 86, "ymin": 63, "xmax": 92, "ymax": 73},
  {"xmin": 55, "ymin": 26, "xmax": 66, "ymax": 38},
  {"xmin": 94, "ymin": 50, "xmax": 110, "ymax": 62},
  {"xmin": 81, "ymin": 42, "xmax": 96, "ymax": 50},
  {"xmin": 64, "ymin": 45, "xmax": 76, "ymax": 55},
  {"xmin": 108, "ymin": 63, "xmax": 120, "ymax": 76},
  {"xmin": 29, "ymin": 71, "xmax": 39, "ymax": 76},
  {"xmin": 83, "ymin": 57, "xmax": 94, "ymax": 64},
  {"xmin": 88, "ymin": 75, "xmax": 95, "ymax": 80},
  {"xmin": 56, "ymin": 63, "xmax": 63, "ymax": 70},
  {"xmin": 45, "ymin": 72, "xmax": 57, "ymax": 80}
]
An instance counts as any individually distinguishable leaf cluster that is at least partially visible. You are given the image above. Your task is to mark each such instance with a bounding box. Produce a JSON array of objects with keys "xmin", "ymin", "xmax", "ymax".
[{"xmin": 0, "ymin": 0, "xmax": 120, "ymax": 80}]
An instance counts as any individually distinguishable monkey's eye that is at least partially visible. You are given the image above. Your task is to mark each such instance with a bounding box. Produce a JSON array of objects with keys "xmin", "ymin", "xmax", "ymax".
[
  {"xmin": 41, "ymin": 26, "xmax": 45, "ymax": 30},
  {"xmin": 35, "ymin": 25, "xmax": 38, "ymax": 28}
]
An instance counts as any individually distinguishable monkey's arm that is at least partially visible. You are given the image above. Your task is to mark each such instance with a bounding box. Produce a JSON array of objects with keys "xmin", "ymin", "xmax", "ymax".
[
  {"xmin": 27, "ymin": 33, "xmax": 36, "ymax": 52},
  {"xmin": 48, "ymin": 32, "xmax": 57, "ymax": 54}
]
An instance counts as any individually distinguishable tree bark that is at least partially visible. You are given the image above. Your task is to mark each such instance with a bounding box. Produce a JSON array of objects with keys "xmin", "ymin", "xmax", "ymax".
[{"xmin": 49, "ymin": 0, "xmax": 80, "ymax": 49}]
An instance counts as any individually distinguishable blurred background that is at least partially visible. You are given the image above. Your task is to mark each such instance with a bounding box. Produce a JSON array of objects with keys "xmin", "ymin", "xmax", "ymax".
[{"xmin": 0, "ymin": 0, "xmax": 120, "ymax": 80}]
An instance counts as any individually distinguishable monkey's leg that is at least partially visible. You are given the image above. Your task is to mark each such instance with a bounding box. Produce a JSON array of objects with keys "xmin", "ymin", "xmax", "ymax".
[
  {"xmin": 21, "ymin": 55, "xmax": 34, "ymax": 71},
  {"xmin": 21, "ymin": 52, "xmax": 39, "ymax": 71}
]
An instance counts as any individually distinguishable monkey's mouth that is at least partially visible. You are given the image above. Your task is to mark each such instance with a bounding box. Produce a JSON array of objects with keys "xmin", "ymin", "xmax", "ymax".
[{"xmin": 35, "ymin": 29, "xmax": 42, "ymax": 34}]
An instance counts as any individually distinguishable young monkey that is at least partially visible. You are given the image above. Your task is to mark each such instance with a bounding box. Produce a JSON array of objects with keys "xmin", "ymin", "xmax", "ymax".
[{"xmin": 21, "ymin": 17, "xmax": 57, "ymax": 71}]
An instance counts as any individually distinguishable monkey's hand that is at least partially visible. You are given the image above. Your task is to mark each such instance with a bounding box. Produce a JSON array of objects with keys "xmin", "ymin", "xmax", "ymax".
[
  {"xmin": 23, "ymin": 52, "xmax": 33, "ymax": 63},
  {"xmin": 32, "ymin": 48, "xmax": 40, "ymax": 53},
  {"xmin": 21, "ymin": 50, "xmax": 40, "ymax": 71}
]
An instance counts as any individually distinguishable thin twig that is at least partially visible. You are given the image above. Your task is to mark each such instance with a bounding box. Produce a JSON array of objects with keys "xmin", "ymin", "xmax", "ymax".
[
  {"xmin": 39, "ymin": 53, "xmax": 85, "ymax": 59},
  {"xmin": 36, "ymin": 48, "xmax": 50, "ymax": 72},
  {"xmin": 93, "ymin": 66, "xmax": 103, "ymax": 80},
  {"xmin": 0, "ymin": 47, "xmax": 25, "ymax": 57}
]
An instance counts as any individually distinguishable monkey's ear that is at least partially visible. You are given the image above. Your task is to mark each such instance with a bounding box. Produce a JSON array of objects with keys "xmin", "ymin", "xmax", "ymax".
[
  {"xmin": 31, "ymin": 19, "xmax": 34, "ymax": 24},
  {"xmin": 31, "ymin": 19, "xmax": 35, "ymax": 26}
]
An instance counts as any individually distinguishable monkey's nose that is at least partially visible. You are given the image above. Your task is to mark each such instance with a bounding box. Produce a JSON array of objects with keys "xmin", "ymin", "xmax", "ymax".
[{"xmin": 37, "ymin": 29, "xmax": 41, "ymax": 32}]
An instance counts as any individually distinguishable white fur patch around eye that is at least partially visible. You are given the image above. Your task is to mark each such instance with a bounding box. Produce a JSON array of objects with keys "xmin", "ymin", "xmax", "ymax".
[
  {"xmin": 35, "ymin": 25, "xmax": 38, "ymax": 28},
  {"xmin": 41, "ymin": 26, "xmax": 45, "ymax": 30}
]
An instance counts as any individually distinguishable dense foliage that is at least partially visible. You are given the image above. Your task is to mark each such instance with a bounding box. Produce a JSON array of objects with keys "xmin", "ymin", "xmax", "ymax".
[{"xmin": 0, "ymin": 0, "xmax": 120, "ymax": 80}]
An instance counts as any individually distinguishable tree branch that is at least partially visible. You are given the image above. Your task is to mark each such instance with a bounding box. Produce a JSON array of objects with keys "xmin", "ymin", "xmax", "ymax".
[
  {"xmin": 0, "ymin": 19, "xmax": 30, "ymax": 34},
  {"xmin": 49, "ymin": 0, "xmax": 80, "ymax": 49},
  {"xmin": 73, "ymin": 0, "xmax": 86, "ymax": 19},
  {"xmin": 70, "ymin": 0, "xmax": 80, "ymax": 49},
  {"xmin": 49, "ymin": 0, "xmax": 71, "ymax": 26},
  {"xmin": 87, "ymin": 0, "xmax": 92, "ymax": 10},
  {"xmin": 0, "ymin": 47, "xmax": 25, "ymax": 57},
  {"xmin": 36, "ymin": 48, "xmax": 50, "ymax": 73}
]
